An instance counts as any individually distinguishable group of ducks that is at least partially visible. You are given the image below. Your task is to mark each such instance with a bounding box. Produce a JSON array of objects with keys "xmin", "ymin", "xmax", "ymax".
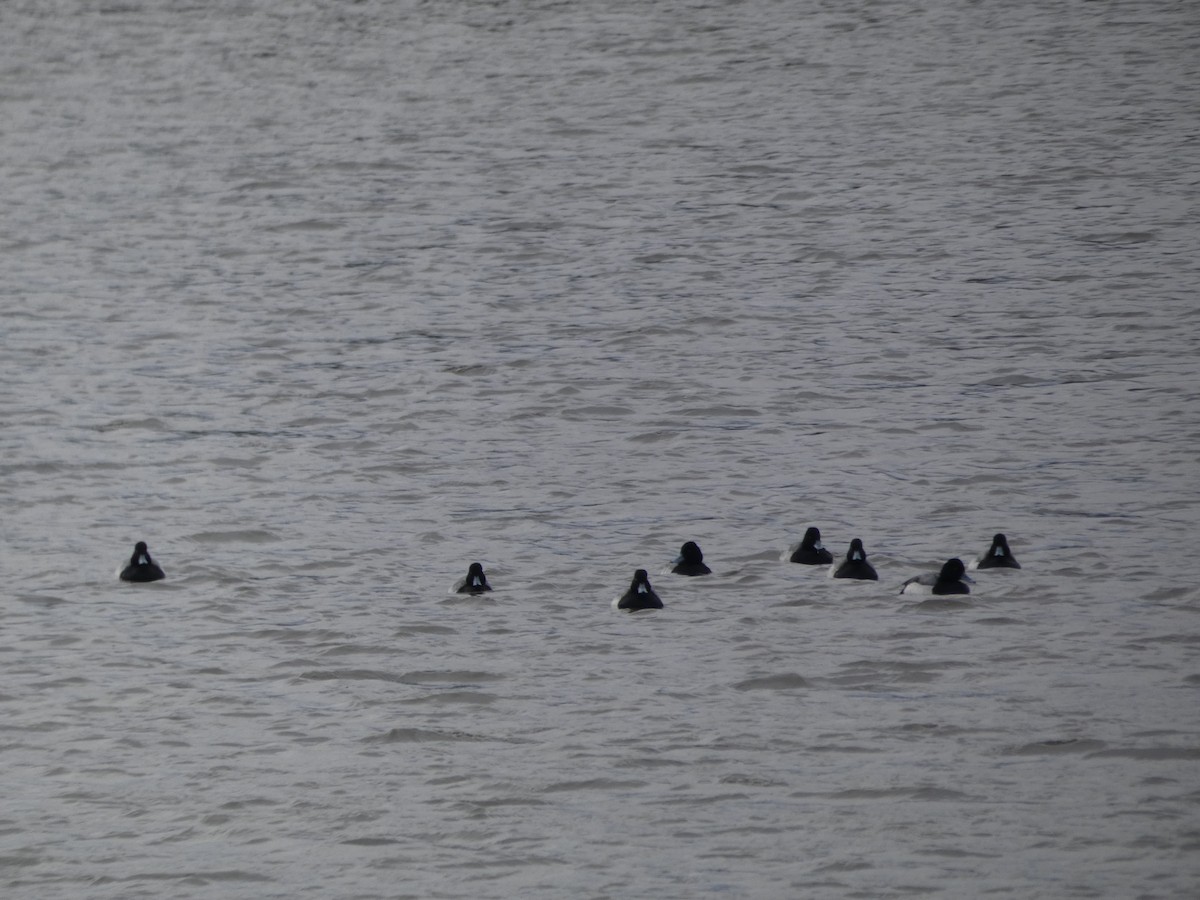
[
  {"xmin": 609, "ymin": 530, "xmax": 1021, "ymax": 611},
  {"xmin": 118, "ymin": 530, "xmax": 1022, "ymax": 612}
]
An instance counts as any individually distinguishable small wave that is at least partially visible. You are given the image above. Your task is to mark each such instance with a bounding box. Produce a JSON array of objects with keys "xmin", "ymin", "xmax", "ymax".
[
  {"xmin": 300, "ymin": 669, "xmax": 412, "ymax": 683},
  {"xmin": 541, "ymin": 778, "xmax": 646, "ymax": 793},
  {"xmin": 392, "ymin": 625, "xmax": 458, "ymax": 636},
  {"xmin": 397, "ymin": 691, "xmax": 497, "ymax": 706},
  {"xmin": 799, "ymin": 786, "xmax": 970, "ymax": 801},
  {"xmin": 184, "ymin": 530, "xmax": 281, "ymax": 544},
  {"xmin": 1001, "ymin": 738, "xmax": 1107, "ymax": 756},
  {"xmin": 719, "ymin": 773, "xmax": 786, "ymax": 787},
  {"xmin": 263, "ymin": 218, "xmax": 339, "ymax": 232},
  {"xmin": 1087, "ymin": 746, "xmax": 1200, "ymax": 761},
  {"xmin": 363, "ymin": 728, "xmax": 497, "ymax": 744},
  {"xmin": 94, "ymin": 417, "xmax": 165, "ymax": 432},
  {"xmin": 734, "ymin": 673, "xmax": 809, "ymax": 691},
  {"xmin": 908, "ymin": 598, "xmax": 972, "ymax": 612}
]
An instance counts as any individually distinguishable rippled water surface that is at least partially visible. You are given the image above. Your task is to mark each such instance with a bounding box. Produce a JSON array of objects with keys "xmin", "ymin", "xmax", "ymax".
[{"xmin": 2, "ymin": 1, "xmax": 1198, "ymax": 897}]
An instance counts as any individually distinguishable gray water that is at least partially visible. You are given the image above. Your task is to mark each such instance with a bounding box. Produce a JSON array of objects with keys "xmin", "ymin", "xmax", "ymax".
[{"xmin": 2, "ymin": 1, "xmax": 1198, "ymax": 897}]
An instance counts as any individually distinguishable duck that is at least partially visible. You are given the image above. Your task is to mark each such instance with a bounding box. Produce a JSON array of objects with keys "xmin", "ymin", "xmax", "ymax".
[
  {"xmin": 969, "ymin": 533, "xmax": 1021, "ymax": 570},
  {"xmin": 613, "ymin": 569, "xmax": 663, "ymax": 611},
  {"xmin": 830, "ymin": 538, "xmax": 878, "ymax": 580},
  {"xmin": 901, "ymin": 558, "xmax": 972, "ymax": 595},
  {"xmin": 787, "ymin": 526, "xmax": 833, "ymax": 565},
  {"xmin": 453, "ymin": 562, "xmax": 493, "ymax": 594},
  {"xmin": 671, "ymin": 541, "xmax": 711, "ymax": 576},
  {"xmin": 119, "ymin": 541, "xmax": 165, "ymax": 582}
]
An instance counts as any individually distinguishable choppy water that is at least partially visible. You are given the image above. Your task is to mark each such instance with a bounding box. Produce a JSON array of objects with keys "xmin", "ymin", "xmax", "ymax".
[{"xmin": 2, "ymin": 1, "xmax": 1198, "ymax": 897}]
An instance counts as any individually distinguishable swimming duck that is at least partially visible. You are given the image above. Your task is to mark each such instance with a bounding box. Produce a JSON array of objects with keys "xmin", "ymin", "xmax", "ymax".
[
  {"xmin": 454, "ymin": 562, "xmax": 493, "ymax": 594},
  {"xmin": 830, "ymin": 538, "xmax": 878, "ymax": 581},
  {"xmin": 671, "ymin": 541, "xmax": 711, "ymax": 576},
  {"xmin": 969, "ymin": 533, "xmax": 1021, "ymax": 570},
  {"xmin": 901, "ymin": 558, "xmax": 972, "ymax": 595},
  {"xmin": 787, "ymin": 526, "xmax": 833, "ymax": 565},
  {"xmin": 614, "ymin": 569, "xmax": 663, "ymax": 611},
  {"xmin": 119, "ymin": 541, "xmax": 165, "ymax": 582}
]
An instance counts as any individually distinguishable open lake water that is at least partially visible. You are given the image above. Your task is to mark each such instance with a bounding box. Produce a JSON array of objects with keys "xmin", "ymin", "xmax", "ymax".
[{"xmin": 2, "ymin": 1, "xmax": 1198, "ymax": 897}]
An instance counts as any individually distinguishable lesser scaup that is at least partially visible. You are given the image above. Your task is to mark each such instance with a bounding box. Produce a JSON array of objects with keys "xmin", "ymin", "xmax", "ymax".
[
  {"xmin": 830, "ymin": 538, "xmax": 878, "ymax": 581},
  {"xmin": 969, "ymin": 533, "xmax": 1021, "ymax": 570},
  {"xmin": 901, "ymin": 558, "xmax": 972, "ymax": 595},
  {"xmin": 614, "ymin": 569, "xmax": 663, "ymax": 611},
  {"xmin": 787, "ymin": 526, "xmax": 833, "ymax": 565},
  {"xmin": 454, "ymin": 562, "xmax": 493, "ymax": 594},
  {"xmin": 671, "ymin": 541, "xmax": 711, "ymax": 576},
  {"xmin": 119, "ymin": 541, "xmax": 165, "ymax": 582}
]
